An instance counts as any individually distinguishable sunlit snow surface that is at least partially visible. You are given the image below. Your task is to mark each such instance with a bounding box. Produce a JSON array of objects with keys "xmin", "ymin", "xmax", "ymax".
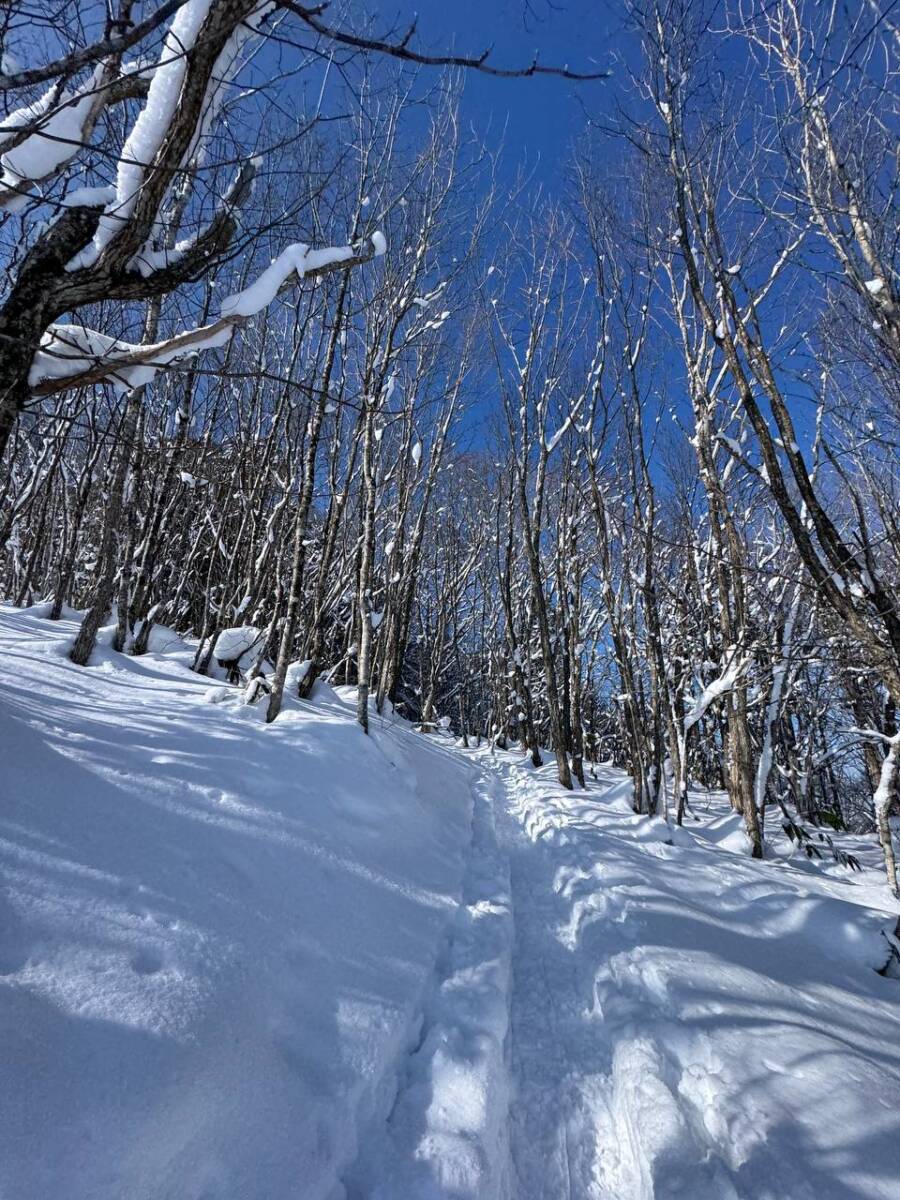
[
  {"xmin": 1, "ymin": 603, "xmax": 899, "ymax": 1199},
  {"xmin": 486, "ymin": 757, "xmax": 900, "ymax": 1200},
  {"xmin": 0, "ymin": 604, "xmax": 473, "ymax": 1199}
]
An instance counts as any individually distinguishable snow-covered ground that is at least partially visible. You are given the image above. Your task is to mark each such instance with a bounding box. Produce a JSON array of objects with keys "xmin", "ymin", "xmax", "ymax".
[
  {"xmin": 485, "ymin": 754, "xmax": 900, "ymax": 1200},
  {"xmin": 0, "ymin": 605, "xmax": 478, "ymax": 1200},
  {"xmin": 2, "ymin": 604, "xmax": 900, "ymax": 1199}
]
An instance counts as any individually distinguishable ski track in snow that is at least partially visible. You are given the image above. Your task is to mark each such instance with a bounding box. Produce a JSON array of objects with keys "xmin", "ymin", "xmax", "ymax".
[
  {"xmin": 500, "ymin": 765, "xmax": 616, "ymax": 1200},
  {"xmin": 344, "ymin": 770, "xmax": 513, "ymax": 1200}
]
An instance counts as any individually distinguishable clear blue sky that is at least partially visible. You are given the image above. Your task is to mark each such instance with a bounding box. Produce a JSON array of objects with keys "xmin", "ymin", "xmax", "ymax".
[
  {"xmin": 391, "ymin": 2, "xmax": 829, "ymax": 459},
  {"xmin": 391, "ymin": 0, "xmax": 618, "ymax": 186}
]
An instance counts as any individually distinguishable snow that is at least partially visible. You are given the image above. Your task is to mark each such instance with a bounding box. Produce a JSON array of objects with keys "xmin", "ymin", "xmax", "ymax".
[
  {"xmin": 371, "ymin": 230, "xmax": 387, "ymax": 257},
  {"xmin": 2, "ymin": 604, "xmax": 899, "ymax": 1199},
  {"xmin": 683, "ymin": 649, "xmax": 748, "ymax": 731},
  {"xmin": 219, "ymin": 241, "xmax": 370, "ymax": 318},
  {"xmin": 61, "ymin": 183, "xmax": 117, "ymax": 208},
  {"xmin": 545, "ymin": 413, "xmax": 575, "ymax": 453},
  {"xmin": 0, "ymin": 67, "xmax": 104, "ymax": 200},
  {"xmin": 28, "ymin": 322, "xmax": 232, "ymax": 395},
  {"xmin": 67, "ymin": 0, "xmax": 216, "ymax": 271},
  {"xmin": 212, "ymin": 624, "xmax": 260, "ymax": 663},
  {"xmin": 284, "ymin": 658, "xmax": 312, "ymax": 691},
  {"xmin": 873, "ymin": 733, "xmax": 900, "ymax": 848},
  {"xmin": 865, "ymin": 279, "xmax": 885, "ymax": 295},
  {"xmin": 346, "ymin": 773, "xmax": 513, "ymax": 1198},
  {"xmin": 63, "ymin": 4, "xmax": 269, "ymax": 270},
  {"xmin": 481, "ymin": 752, "xmax": 900, "ymax": 1200},
  {"xmin": 0, "ymin": 604, "xmax": 475, "ymax": 1200}
]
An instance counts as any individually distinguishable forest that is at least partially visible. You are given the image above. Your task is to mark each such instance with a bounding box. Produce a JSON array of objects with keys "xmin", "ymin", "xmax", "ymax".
[{"xmin": 1, "ymin": 1, "xmax": 898, "ymax": 884}]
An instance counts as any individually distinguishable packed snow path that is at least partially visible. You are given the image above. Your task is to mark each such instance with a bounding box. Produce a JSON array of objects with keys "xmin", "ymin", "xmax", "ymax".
[{"xmin": 349, "ymin": 742, "xmax": 900, "ymax": 1200}]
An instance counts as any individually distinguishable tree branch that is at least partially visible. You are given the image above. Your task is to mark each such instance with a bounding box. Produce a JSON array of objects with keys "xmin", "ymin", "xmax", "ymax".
[
  {"xmin": 278, "ymin": 1, "xmax": 609, "ymax": 80},
  {"xmin": 30, "ymin": 231, "xmax": 384, "ymax": 397},
  {"xmin": 0, "ymin": 0, "xmax": 188, "ymax": 91}
]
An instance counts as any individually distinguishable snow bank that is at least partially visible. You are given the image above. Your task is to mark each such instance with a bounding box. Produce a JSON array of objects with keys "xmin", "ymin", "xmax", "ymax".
[
  {"xmin": 6, "ymin": 599, "xmax": 897, "ymax": 1200},
  {"xmin": 0, "ymin": 605, "xmax": 476, "ymax": 1200},
  {"xmin": 489, "ymin": 751, "xmax": 900, "ymax": 1200}
]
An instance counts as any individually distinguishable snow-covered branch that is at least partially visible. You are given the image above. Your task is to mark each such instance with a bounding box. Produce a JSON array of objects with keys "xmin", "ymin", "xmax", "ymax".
[
  {"xmin": 683, "ymin": 647, "xmax": 750, "ymax": 733},
  {"xmin": 29, "ymin": 232, "xmax": 387, "ymax": 397}
]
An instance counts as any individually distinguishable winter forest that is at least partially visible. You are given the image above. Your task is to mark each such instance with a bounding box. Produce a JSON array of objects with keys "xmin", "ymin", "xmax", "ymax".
[{"xmin": 2, "ymin": 1, "xmax": 900, "ymax": 1198}]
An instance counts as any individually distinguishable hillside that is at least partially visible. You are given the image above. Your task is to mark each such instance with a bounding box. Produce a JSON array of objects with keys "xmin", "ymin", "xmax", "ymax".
[{"xmin": 1, "ymin": 603, "xmax": 900, "ymax": 1199}]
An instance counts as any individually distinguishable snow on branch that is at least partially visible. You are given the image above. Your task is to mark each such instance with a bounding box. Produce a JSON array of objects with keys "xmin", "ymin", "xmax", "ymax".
[
  {"xmin": 29, "ymin": 232, "xmax": 387, "ymax": 397},
  {"xmin": 66, "ymin": 0, "xmax": 274, "ymax": 273},
  {"xmin": 544, "ymin": 395, "xmax": 586, "ymax": 454},
  {"xmin": 0, "ymin": 65, "xmax": 150, "ymax": 210},
  {"xmin": 66, "ymin": 0, "xmax": 217, "ymax": 271},
  {"xmin": 28, "ymin": 321, "xmax": 234, "ymax": 397},
  {"xmin": 683, "ymin": 647, "xmax": 750, "ymax": 732},
  {"xmin": 0, "ymin": 70, "xmax": 102, "ymax": 208},
  {"xmin": 0, "ymin": 0, "xmax": 187, "ymax": 92},
  {"xmin": 220, "ymin": 233, "xmax": 386, "ymax": 318}
]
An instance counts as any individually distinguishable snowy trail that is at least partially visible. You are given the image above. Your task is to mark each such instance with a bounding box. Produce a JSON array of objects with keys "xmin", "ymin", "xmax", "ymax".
[
  {"xmin": 493, "ymin": 755, "xmax": 741, "ymax": 1200},
  {"xmin": 3, "ymin": 605, "xmax": 900, "ymax": 1200},
  {"xmin": 347, "ymin": 739, "xmax": 900, "ymax": 1200},
  {"xmin": 498, "ymin": 764, "xmax": 618, "ymax": 1200},
  {"xmin": 344, "ymin": 769, "xmax": 514, "ymax": 1199}
]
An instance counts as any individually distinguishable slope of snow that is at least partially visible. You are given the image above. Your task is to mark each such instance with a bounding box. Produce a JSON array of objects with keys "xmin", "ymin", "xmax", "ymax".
[
  {"xmin": 483, "ymin": 751, "xmax": 900, "ymax": 1200},
  {"xmin": 3, "ymin": 602, "xmax": 900, "ymax": 1199},
  {"xmin": 0, "ymin": 604, "xmax": 478, "ymax": 1200}
]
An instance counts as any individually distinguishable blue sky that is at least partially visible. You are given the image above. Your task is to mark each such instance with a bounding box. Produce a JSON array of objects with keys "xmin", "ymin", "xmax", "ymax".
[
  {"xmin": 385, "ymin": 2, "xmax": 837, "ymax": 462},
  {"xmin": 390, "ymin": 0, "xmax": 617, "ymax": 188}
]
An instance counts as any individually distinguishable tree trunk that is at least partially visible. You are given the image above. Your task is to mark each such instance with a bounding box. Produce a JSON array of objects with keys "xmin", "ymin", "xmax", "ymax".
[{"xmin": 69, "ymin": 394, "xmax": 140, "ymax": 666}]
